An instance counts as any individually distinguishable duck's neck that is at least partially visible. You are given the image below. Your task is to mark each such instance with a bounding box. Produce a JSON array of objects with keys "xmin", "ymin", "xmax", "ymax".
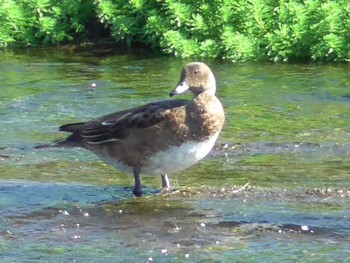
[{"xmin": 194, "ymin": 88, "xmax": 217, "ymax": 98}]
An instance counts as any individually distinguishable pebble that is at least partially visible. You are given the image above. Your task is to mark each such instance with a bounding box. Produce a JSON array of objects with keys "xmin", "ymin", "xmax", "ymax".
[
  {"xmin": 301, "ymin": 225, "xmax": 309, "ymax": 231},
  {"xmin": 59, "ymin": 210, "xmax": 69, "ymax": 216},
  {"xmin": 91, "ymin": 83, "xmax": 97, "ymax": 90}
]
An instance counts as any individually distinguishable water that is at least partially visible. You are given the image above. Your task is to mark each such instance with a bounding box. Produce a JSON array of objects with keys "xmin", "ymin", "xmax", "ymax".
[{"xmin": 0, "ymin": 47, "xmax": 350, "ymax": 262}]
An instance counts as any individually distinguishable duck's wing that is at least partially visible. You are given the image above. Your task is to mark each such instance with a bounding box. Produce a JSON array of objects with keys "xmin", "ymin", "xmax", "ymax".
[{"xmin": 57, "ymin": 99, "xmax": 189, "ymax": 146}]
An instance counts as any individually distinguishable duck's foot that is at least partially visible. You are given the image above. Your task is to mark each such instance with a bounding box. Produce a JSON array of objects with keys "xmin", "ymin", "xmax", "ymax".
[
  {"xmin": 133, "ymin": 168, "xmax": 143, "ymax": 197},
  {"xmin": 133, "ymin": 188, "xmax": 143, "ymax": 197},
  {"xmin": 161, "ymin": 186, "xmax": 173, "ymax": 194},
  {"xmin": 160, "ymin": 174, "xmax": 174, "ymax": 195},
  {"xmin": 161, "ymin": 174, "xmax": 170, "ymax": 188},
  {"xmin": 158, "ymin": 187, "xmax": 181, "ymax": 197}
]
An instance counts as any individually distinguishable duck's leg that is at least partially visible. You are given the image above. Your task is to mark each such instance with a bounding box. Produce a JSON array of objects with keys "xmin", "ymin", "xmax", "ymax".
[
  {"xmin": 161, "ymin": 174, "xmax": 170, "ymax": 189},
  {"xmin": 133, "ymin": 168, "xmax": 142, "ymax": 197}
]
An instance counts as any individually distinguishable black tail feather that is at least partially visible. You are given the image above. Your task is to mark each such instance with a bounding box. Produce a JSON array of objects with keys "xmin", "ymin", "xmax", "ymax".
[
  {"xmin": 53, "ymin": 133, "xmax": 83, "ymax": 147},
  {"xmin": 59, "ymin": 122, "xmax": 87, "ymax": 132},
  {"xmin": 35, "ymin": 133, "xmax": 83, "ymax": 149}
]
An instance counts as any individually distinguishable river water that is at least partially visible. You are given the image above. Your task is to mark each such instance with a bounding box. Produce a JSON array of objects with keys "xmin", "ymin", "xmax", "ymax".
[{"xmin": 0, "ymin": 47, "xmax": 349, "ymax": 262}]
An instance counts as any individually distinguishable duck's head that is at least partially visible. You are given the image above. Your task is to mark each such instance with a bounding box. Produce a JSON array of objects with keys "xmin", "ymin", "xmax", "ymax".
[{"xmin": 170, "ymin": 62, "xmax": 216, "ymax": 97}]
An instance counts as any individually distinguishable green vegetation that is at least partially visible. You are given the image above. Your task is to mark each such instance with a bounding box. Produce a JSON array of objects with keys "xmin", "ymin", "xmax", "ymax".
[
  {"xmin": 0, "ymin": 0, "xmax": 95, "ymax": 45},
  {"xmin": 1, "ymin": 0, "xmax": 349, "ymax": 61}
]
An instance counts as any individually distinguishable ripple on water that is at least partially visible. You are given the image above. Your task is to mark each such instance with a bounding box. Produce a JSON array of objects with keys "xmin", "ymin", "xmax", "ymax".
[
  {"xmin": 1, "ymin": 52, "xmax": 350, "ymax": 262},
  {"xmin": 1, "ymin": 181, "xmax": 350, "ymax": 262}
]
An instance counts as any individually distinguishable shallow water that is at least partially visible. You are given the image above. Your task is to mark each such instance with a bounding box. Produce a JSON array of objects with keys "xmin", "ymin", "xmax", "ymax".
[{"xmin": 0, "ymin": 48, "xmax": 350, "ymax": 262}]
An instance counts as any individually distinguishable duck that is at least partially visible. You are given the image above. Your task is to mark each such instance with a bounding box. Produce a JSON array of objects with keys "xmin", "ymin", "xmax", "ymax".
[{"xmin": 55, "ymin": 62, "xmax": 225, "ymax": 196}]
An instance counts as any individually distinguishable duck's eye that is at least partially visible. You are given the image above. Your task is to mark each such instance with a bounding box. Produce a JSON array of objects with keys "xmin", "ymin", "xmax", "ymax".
[{"xmin": 194, "ymin": 69, "xmax": 199, "ymax": 74}]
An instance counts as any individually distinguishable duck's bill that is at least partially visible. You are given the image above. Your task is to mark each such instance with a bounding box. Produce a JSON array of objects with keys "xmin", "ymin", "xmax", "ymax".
[{"xmin": 169, "ymin": 82, "xmax": 190, "ymax": 97}]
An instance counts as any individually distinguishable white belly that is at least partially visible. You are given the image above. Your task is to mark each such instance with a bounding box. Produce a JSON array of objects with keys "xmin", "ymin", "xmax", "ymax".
[
  {"xmin": 99, "ymin": 132, "xmax": 219, "ymax": 176},
  {"xmin": 143, "ymin": 132, "xmax": 219, "ymax": 175}
]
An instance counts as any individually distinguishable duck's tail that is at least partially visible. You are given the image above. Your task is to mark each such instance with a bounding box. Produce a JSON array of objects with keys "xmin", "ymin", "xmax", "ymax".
[{"xmin": 35, "ymin": 122, "xmax": 87, "ymax": 149}]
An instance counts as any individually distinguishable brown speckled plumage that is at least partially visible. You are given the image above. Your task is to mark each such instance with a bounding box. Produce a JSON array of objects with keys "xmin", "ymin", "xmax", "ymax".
[{"xmin": 55, "ymin": 62, "xmax": 225, "ymax": 196}]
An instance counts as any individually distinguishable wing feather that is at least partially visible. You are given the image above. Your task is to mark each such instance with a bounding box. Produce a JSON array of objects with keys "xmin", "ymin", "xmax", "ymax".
[{"xmin": 58, "ymin": 99, "xmax": 188, "ymax": 146}]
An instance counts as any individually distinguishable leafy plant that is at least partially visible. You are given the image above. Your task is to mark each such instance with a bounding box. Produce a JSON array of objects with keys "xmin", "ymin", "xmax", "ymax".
[
  {"xmin": 0, "ymin": 0, "xmax": 95, "ymax": 47},
  {"xmin": 1, "ymin": 0, "xmax": 349, "ymax": 61}
]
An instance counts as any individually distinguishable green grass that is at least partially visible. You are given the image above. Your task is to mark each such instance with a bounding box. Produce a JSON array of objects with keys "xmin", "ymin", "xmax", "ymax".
[{"xmin": 1, "ymin": 0, "xmax": 349, "ymax": 61}]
